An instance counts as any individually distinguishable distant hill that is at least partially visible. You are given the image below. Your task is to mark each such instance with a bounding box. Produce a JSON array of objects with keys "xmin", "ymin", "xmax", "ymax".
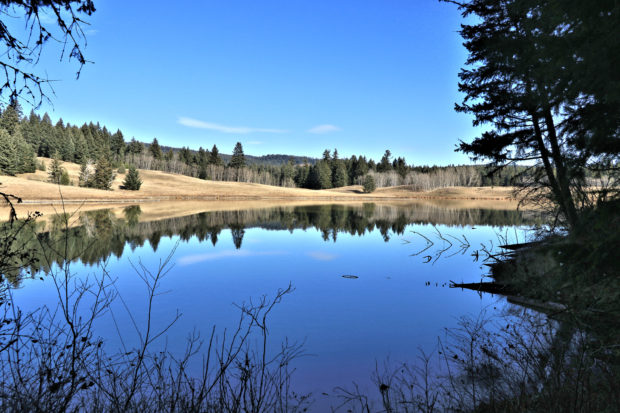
[{"xmin": 157, "ymin": 144, "xmax": 317, "ymax": 166}]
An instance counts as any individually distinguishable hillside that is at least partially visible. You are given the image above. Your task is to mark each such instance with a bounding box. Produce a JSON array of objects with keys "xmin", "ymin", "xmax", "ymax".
[{"xmin": 0, "ymin": 158, "xmax": 521, "ymax": 210}]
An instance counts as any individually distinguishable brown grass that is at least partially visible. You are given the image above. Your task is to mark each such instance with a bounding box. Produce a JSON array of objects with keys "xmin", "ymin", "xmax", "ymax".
[{"xmin": 1, "ymin": 158, "xmax": 524, "ymax": 218}]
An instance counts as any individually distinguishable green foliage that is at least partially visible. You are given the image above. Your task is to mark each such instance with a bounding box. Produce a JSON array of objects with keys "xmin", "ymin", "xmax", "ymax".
[
  {"xmin": 332, "ymin": 160, "xmax": 348, "ymax": 188},
  {"xmin": 377, "ymin": 150, "xmax": 392, "ymax": 172},
  {"xmin": 121, "ymin": 166, "xmax": 142, "ymax": 191},
  {"xmin": 60, "ymin": 169, "xmax": 71, "ymax": 186},
  {"xmin": 198, "ymin": 164, "xmax": 208, "ymax": 180},
  {"xmin": 110, "ymin": 130, "xmax": 125, "ymax": 159},
  {"xmin": 90, "ymin": 157, "xmax": 115, "ymax": 190},
  {"xmin": 117, "ymin": 165, "xmax": 126, "ymax": 174},
  {"xmin": 127, "ymin": 138, "xmax": 144, "ymax": 155},
  {"xmin": 449, "ymin": 0, "xmax": 620, "ymax": 227},
  {"xmin": 307, "ymin": 160, "xmax": 332, "ymax": 189},
  {"xmin": 0, "ymin": 102, "xmax": 36, "ymax": 175},
  {"xmin": 363, "ymin": 174, "xmax": 376, "ymax": 193},
  {"xmin": 78, "ymin": 161, "xmax": 92, "ymax": 187},
  {"xmin": 149, "ymin": 138, "xmax": 163, "ymax": 160},
  {"xmin": 229, "ymin": 142, "xmax": 246, "ymax": 168},
  {"xmin": 209, "ymin": 144, "xmax": 223, "ymax": 166},
  {"xmin": 0, "ymin": 102, "xmax": 22, "ymax": 135},
  {"xmin": 47, "ymin": 154, "xmax": 63, "ymax": 183},
  {"xmin": 46, "ymin": 154, "xmax": 71, "ymax": 186}
]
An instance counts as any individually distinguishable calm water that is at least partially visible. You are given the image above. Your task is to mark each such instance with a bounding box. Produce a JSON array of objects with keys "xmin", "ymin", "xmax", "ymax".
[{"xmin": 13, "ymin": 203, "xmax": 537, "ymax": 407}]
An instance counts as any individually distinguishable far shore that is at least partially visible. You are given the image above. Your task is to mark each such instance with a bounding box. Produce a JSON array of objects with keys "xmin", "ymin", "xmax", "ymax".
[{"xmin": 0, "ymin": 158, "xmax": 529, "ymax": 221}]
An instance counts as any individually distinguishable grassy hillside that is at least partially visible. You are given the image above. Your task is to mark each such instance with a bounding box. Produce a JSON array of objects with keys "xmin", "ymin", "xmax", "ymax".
[{"xmin": 0, "ymin": 158, "xmax": 520, "ymax": 206}]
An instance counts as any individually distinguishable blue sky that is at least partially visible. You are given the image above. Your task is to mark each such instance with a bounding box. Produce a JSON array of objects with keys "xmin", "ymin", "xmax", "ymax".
[{"xmin": 31, "ymin": 0, "xmax": 479, "ymax": 165}]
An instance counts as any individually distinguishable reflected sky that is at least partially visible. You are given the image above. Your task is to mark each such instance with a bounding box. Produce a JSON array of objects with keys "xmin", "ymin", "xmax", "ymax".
[{"xmin": 12, "ymin": 203, "xmax": 532, "ymax": 406}]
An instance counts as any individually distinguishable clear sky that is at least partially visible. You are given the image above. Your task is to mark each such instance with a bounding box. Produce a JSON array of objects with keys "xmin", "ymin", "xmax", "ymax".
[{"xmin": 32, "ymin": 0, "xmax": 480, "ymax": 165}]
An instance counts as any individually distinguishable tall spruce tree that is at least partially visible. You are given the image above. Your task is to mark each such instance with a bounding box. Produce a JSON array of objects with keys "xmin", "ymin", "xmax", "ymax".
[
  {"xmin": 149, "ymin": 138, "xmax": 163, "ymax": 160},
  {"xmin": 121, "ymin": 166, "xmax": 142, "ymax": 190},
  {"xmin": 377, "ymin": 150, "xmax": 392, "ymax": 172},
  {"xmin": 229, "ymin": 142, "xmax": 246, "ymax": 168},
  {"xmin": 91, "ymin": 157, "xmax": 115, "ymax": 190},
  {"xmin": 0, "ymin": 129, "xmax": 18, "ymax": 175},
  {"xmin": 48, "ymin": 153, "xmax": 64, "ymax": 183},
  {"xmin": 209, "ymin": 144, "xmax": 223, "ymax": 166},
  {"xmin": 443, "ymin": 0, "xmax": 620, "ymax": 227}
]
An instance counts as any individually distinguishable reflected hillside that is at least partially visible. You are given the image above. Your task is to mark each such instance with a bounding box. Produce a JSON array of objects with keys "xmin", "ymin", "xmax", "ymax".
[{"xmin": 3, "ymin": 203, "xmax": 541, "ymax": 279}]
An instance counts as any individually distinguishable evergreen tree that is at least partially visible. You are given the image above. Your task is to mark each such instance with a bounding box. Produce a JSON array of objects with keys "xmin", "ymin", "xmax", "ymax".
[
  {"xmin": 0, "ymin": 100, "xmax": 22, "ymax": 135},
  {"xmin": 72, "ymin": 127, "xmax": 89, "ymax": 162},
  {"xmin": 91, "ymin": 157, "xmax": 115, "ymax": 190},
  {"xmin": 14, "ymin": 129, "xmax": 36, "ymax": 173},
  {"xmin": 280, "ymin": 160, "xmax": 295, "ymax": 186},
  {"xmin": 21, "ymin": 110, "xmax": 42, "ymax": 153},
  {"xmin": 377, "ymin": 150, "xmax": 392, "ymax": 172},
  {"xmin": 322, "ymin": 149, "xmax": 331, "ymax": 162},
  {"xmin": 127, "ymin": 138, "xmax": 144, "ymax": 155},
  {"xmin": 40, "ymin": 113, "xmax": 55, "ymax": 157},
  {"xmin": 317, "ymin": 160, "xmax": 332, "ymax": 189},
  {"xmin": 149, "ymin": 138, "xmax": 163, "ymax": 160},
  {"xmin": 121, "ymin": 166, "xmax": 142, "ymax": 190},
  {"xmin": 59, "ymin": 169, "xmax": 71, "ymax": 186},
  {"xmin": 295, "ymin": 163, "xmax": 310, "ymax": 188},
  {"xmin": 209, "ymin": 144, "xmax": 223, "ymax": 166},
  {"xmin": 332, "ymin": 161, "xmax": 348, "ymax": 188},
  {"xmin": 48, "ymin": 153, "xmax": 64, "ymax": 183},
  {"xmin": 198, "ymin": 164, "xmax": 208, "ymax": 180},
  {"xmin": 78, "ymin": 160, "xmax": 93, "ymax": 187},
  {"xmin": 354, "ymin": 156, "xmax": 369, "ymax": 180},
  {"xmin": 363, "ymin": 174, "xmax": 376, "ymax": 193},
  {"xmin": 393, "ymin": 157, "xmax": 408, "ymax": 178},
  {"xmin": 445, "ymin": 0, "xmax": 615, "ymax": 227},
  {"xmin": 110, "ymin": 130, "xmax": 126, "ymax": 159},
  {"xmin": 0, "ymin": 129, "xmax": 18, "ymax": 175},
  {"xmin": 229, "ymin": 142, "xmax": 246, "ymax": 168}
]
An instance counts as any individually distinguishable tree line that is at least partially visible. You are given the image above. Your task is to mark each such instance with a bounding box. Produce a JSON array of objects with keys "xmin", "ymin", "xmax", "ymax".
[{"xmin": 2, "ymin": 101, "xmax": 543, "ymax": 191}]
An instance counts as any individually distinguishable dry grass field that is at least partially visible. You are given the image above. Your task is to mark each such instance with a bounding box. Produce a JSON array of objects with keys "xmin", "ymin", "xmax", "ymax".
[{"xmin": 0, "ymin": 158, "xmax": 525, "ymax": 222}]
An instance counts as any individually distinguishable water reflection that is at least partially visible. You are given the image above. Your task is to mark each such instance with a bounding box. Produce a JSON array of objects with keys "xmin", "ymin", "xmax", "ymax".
[
  {"xmin": 5, "ymin": 203, "xmax": 540, "ymax": 280},
  {"xmin": 5, "ymin": 202, "xmax": 566, "ymax": 410}
]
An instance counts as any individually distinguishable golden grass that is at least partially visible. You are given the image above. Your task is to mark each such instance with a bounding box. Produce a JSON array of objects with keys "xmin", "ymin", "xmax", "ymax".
[{"xmin": 1, "ymin": 158, "xmax": 524, "ymax": 219}]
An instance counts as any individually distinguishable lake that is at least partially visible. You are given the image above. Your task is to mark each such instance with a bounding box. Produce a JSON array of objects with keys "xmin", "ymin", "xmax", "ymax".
[{"xmin": 11, "ymin": 201, "xmax": 538, "ymax": 409}]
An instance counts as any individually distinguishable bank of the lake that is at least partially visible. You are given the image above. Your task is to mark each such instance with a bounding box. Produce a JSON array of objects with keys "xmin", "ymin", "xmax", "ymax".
[{"xmin": 0, "ymin": 157, "xmax": 521, "ymax": 206}]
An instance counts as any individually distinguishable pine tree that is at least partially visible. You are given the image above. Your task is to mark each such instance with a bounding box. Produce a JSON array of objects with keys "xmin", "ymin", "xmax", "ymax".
[
  {"xmin": 209, "ymin": 144, "xmax": 223, "ymax": 166},
  {"xmin": 110, "ymin": 130, "xmax": 126, "ymax": 159},
  {"xmin": 149, "ymin": 138, "xmax": 163, "ymax": 160},
  {"xmin": 78, "ymin": 160, "xmax": 93, "ymax": 187},
  {"xmin": 40, "ymin": 113, "xmax": 55, "ymax": 157},
  {"xmin": 73, "ymin": 127, "xmax": 89, "ymax": 163},
  {"xmin": 377, "ymin": 150, "xmax": 392, "ymax": 172},
  {"xmin": 229, "ymin": 142, "xmax": 246, "ymax": 168},
  {"xmin": 60, "ymin": 169, "xmax": 71, "ymax": 186},
  {"xmin": 121, "ymin": 166, "xmax": 142, "ymax": 190},
  {"xmin": 295, "ymin": 163, "xmax": 310, "ymax": 188},
  {"xmin": 0, "ymin": 101, "xmax": 22, "ymax": 135},
  {"xmin": 0, "ymin": 129, "xmax": 17, "ymax": 175},
  {"xmin": 14, "ymin": 130, "xmax": 36, "ymax": 173},
  {"xmin": 91, "ymin": 157, "xmax": 115, "ymax": 190},
  {"xmin": 332, "ymin": 161, "xmax": 348, "ymax": 188},
  {"xmin": 363, "ymin": 174, "xmax": 376, "ymax": 193},
  {"xmin": 280, "ymin": 160, "xmax": 295, "ymax": 186},
  {"xmin": 198, "ymin": 164, "xmax": 208, "ymax": 180},
  {"xmin": 127, "ymin": 138, "xmax": 144, "ymax": 155},
  {"xmin": 48, "ymin": 153, "xmax": 64, "ymax": 183}
]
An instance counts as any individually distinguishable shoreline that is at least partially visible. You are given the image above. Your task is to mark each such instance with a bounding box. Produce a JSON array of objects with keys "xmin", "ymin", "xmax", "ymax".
[{"xmin": 14, "ymin": 193, "xmax": 518, "ymax": 205}]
